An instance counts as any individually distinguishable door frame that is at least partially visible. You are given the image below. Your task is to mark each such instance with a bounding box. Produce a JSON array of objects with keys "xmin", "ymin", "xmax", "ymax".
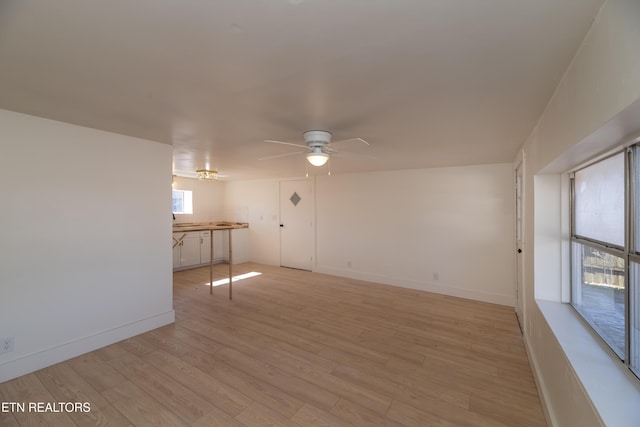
[{"xmin": 514, "ymin": 152, "xmax": 526, "ymax": 332}]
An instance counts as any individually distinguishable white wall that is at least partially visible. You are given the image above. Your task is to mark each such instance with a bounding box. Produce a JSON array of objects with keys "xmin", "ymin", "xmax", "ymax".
[
  {"xmin": 519, "ymin": 0, "xmax": 640, "ymax": 425},
  {"xmin": 533, "ymin": 174, "xmax": 563, "ymax": 302},
  {"xmin": 225, "ymin": 166, "xmax": 515, "ymax": 306},
  {"xmin": 224, "ymin": 179, "xmax": 282, "ymax": 266},
  {"xmin": 316, "ymin": 165, "xmax": 515, "ymax": 306},
  {"xmin": 0, "ymin": 110, "xmax": 175, "ymax": 383},
  {"xmin": 172, "ymin": 175, "xmax": 224, "ymax": 223}
]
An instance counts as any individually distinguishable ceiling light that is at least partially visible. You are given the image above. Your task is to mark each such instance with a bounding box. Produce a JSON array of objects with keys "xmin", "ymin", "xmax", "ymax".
[
  {"xmin": 306, "ymin": 151, "xmax": 329, "ymax": 167},
  {"xmin": 196, "ymin": 169, "xmax": 218, "ymax": 180}
]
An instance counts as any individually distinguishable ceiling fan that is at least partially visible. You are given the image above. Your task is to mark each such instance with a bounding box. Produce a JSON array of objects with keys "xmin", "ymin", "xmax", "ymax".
[{"xmin": 261, "ymin": 130, "xmax": 369, "ymax": 167}]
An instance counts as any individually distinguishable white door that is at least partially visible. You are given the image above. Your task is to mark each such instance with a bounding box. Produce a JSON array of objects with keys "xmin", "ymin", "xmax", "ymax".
[
  {"xmin": 280, "ymin": 179, "xmax": 314, "ymax": 270},
  {"xmin": 515, "ymin": 162, "xmax": 524, "ymax": 331}
]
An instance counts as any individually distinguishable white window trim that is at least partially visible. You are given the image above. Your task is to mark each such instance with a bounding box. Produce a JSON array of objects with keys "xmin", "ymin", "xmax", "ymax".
[
  {"xmin": 172, "ymin": 189, "xmax": 193, "ymax": 215},
  {"xmin": 536, "ymin": 299, "xmax": 640, "ymax": 426},
  {"xmin": 533, "ymin": 169, "xmax": 640, "ymax": 426}
]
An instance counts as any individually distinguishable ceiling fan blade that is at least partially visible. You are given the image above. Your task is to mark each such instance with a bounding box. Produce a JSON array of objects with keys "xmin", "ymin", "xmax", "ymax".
[
  {"xmin": 258, "ymin": 151, "xmax": 306, "ymax": 161},
  {"xmin": 264, "ymin": 139, "xmax": 308, "ymax": 148},
  {"xmin": 329, "ymin": 137, "xmax": 370, "ymax": 147},
  {"xmin": 332, "ymin": 150, "xmax": 377, "ymax": 159}
]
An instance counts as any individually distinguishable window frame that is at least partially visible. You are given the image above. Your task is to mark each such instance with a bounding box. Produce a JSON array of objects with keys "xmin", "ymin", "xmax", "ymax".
[
  {"xmin": 172, "ymin": 189, "xmax": 193, "ymax": 215},
  {"xmin": 569, "ymin": 146, "xmax": 635, "ymax": 375},
  {"xmin": 571, "ymin": 150, "xmax": 626, "ymax": 251},
  {"xmin": 570, "ymin": 239, "xmax": 626, "ymax": 358}
]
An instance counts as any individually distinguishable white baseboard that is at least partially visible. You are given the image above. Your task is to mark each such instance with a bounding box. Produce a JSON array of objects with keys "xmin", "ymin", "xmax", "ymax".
[
  {"xmin": 249, "ymin": 256, "xmax": 279, "ymax": 266},
  {"xmin": 522, "ymin": 330, "xmax": 557, "ymax": 427},
  {"xmin": 0, "ymin": 310, "xmax": 175, "ymax": 384},
  {"xmin": 173, "ymin": 257, "xmax": 227, "ymax": 271},
  {"xmin": 231, "ymin": 255, "xmax": 250, "ymax": 264},
  {"xmin": 314, "ymin": 265, "xmax": 515, "ymax": 307}
]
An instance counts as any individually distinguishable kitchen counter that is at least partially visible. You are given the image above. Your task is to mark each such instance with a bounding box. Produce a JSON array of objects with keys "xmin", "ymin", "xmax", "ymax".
[
  {"xmin": 173, "ymin": 221, "xmax": 248, "ymax": 232},
  {"xmin": 173, "ymin": 221, "xmax": 248, "ymax": 299}
]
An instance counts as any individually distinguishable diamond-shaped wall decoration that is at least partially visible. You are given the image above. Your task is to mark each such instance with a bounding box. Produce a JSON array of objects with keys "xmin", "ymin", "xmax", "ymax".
[{"xmin": 290, "ymin": 192, "xmax": 301, "ymax": 206}]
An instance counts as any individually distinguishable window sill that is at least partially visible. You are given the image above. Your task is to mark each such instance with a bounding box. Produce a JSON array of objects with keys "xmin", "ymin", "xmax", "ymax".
[{"xmin": 536, "ymin": 299, "xmax": 640, "ymax": 426}]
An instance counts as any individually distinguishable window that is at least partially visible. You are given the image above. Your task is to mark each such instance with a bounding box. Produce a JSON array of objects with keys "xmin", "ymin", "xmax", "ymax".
[
  {"xmin": 570, "ymin": 148, "xmax": 640, "ymax": 378},
  {"xmin": 573, "ymin": 153, "xmax": 625, "ymax": 246},
  {"xmin": 172, "ymin": 189, "xmax": 193, "ymax": 214},
  {"xmin": 571, "ymin": 243, "xmax": 625, "ymax": 357}
]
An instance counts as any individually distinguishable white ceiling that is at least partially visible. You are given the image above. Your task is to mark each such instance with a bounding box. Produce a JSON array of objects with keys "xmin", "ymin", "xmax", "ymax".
[{"xmin": 0, "ymin": 0, "xmax": 604, "ymax": 180}]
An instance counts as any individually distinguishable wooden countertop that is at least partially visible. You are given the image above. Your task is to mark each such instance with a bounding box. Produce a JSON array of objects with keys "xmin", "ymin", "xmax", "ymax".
[{"xmin": 173, "ymin": 221, "xmax": 248, "ymax": 232}]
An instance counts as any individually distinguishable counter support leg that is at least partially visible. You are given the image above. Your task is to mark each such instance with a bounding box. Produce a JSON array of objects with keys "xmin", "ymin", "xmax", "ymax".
[
  {"xmin": 228, "ymin": 229, "xmax": 233, "ymax": 300},
  {"xmin": 210, "ymin": 229, "xmax": 214, "ymax": 295}
]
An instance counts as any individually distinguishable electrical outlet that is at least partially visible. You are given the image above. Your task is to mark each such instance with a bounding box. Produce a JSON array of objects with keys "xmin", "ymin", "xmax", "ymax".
[
  {"xmin": 433, "ymin": 272, "xmax": 439, "ymax": 281},
  {"xmin": 0, "ymin": 336, "xmax": 15, "ymax": 354}
]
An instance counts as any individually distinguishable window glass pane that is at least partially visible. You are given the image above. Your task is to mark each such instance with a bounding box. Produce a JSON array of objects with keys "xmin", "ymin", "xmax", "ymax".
[
  {"xmin": 172, "ymin": 190, "xmax": 184, "ymax": 214},
  {"xmin": 574, "ymin": 152, "xmax": 624, "ymax": 246},
  {"xmin": 634, "ymin": 149, "xmax": 640, "ymax": 252},
  {"xmin": 172, "ymin": 190, "xmax": 193, "ymax": 215},
  {"xmin": 572, "ymin": 242, "xmax": 625, "ymax": 358},
  {"xmin": 631, "ymin": 262, "xmax": 640, "ymax": 375}
]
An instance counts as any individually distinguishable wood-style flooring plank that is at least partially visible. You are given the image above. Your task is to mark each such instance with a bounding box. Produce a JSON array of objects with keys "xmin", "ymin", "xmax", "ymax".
[
  {"xmin": 106, "ymin": 350, "xmax": 213, "ymax": 424},
  {"xmin": 329, "ymin": 398, "xmax": 405, "ymax": 427},
  {"xmin": 0, "ymin": 263, "xmax": 546, "ymax": 427},
  {"xmin": 386, "ymin": 399, "xmax": 469, "ymax": 427},
  {"xmin": 192, "ymin": 405, "xmax": 248, "ymax": 427},
  {"xmin": 250, "ymin": 347, "xmax": 392, "ymax": 415},
  {"xmin": 65, "ymin": 351, "xmax": 128, "ymax": 393},
  {"xmin": 234, "ymin": 401, "xmax": 299, "ymax": 427},
  {"xmin": 177, "ymin": 346, "xmax": 306, "ymax": 418},
  {"xmin": 291, "ymin": 403, "xmax": 355, "ymax": 427},
  {"xmin": 214, "ymin": 346, "xmax": 341, "ymax": 412},
  {"xmin": 0, "ymin": 373, "xmax": 76, "ymax": 427},
  {"xmin": 0, "ymin": 411, "xmax": 20, "ymax": 427},
  {"xmin": 101, "ymin": 380, "xmax": 189, "ymax": 427},
  {"xmin": 142, "ymin": 349, "xmax": 252, "ymax": 417},
  {"xmin": 35, "ymin": 363, "xmax": 132, "ymax": 427}
]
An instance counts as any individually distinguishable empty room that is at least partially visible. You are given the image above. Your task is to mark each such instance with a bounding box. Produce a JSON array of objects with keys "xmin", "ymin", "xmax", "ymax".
[{"xmin": 1, "ymin": 1, "xmax": 640, "ymax": 426}]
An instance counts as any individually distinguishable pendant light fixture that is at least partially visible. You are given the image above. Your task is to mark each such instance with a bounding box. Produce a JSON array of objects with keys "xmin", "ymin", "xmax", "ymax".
[{"xmin": 196, "ymin": 169, "xmax": 218, "ymax": 180}]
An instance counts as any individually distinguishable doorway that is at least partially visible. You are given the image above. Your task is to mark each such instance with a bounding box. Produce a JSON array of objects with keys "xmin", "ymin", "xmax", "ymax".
[
  {"xmin": 280, "ymin": 179, "xmax": 314, "ymax": 270},
  {"xmin": 515, "ymin": 161, "xmax": 524, "ymax": 331}
]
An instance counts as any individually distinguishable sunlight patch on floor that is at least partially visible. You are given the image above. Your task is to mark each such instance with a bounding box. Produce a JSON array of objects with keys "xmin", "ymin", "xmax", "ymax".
[{"xmin": 203, "ymin": 271, "xmax": 262, "ymax": 287}]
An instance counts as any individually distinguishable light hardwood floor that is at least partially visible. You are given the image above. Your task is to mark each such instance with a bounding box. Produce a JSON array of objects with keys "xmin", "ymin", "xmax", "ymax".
[{"xmin": 0, "ymin": 263, "xmax": 547, "ymax": 426}]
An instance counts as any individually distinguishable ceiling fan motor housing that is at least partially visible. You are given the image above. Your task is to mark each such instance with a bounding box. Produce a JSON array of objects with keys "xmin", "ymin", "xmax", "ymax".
[{"xmin": 303, "ymin": 130, "xmax": 332, "ymax": 145}]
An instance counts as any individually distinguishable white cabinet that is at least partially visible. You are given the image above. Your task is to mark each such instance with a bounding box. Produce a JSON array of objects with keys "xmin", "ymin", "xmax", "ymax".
[
  {"xmin": 200, "ymin": 230, "xmax": 211, "ymax": 264},
  {"xmin": 173, "ymin": 232, "xmax": 201, "ymax": 270},
  {"xmin": 180, "ymin": 232, "xmax": 201, "ymax": 267},
  {"xmin": 173, "ymin": 227, "xmax": 250, "ymax": 270}
]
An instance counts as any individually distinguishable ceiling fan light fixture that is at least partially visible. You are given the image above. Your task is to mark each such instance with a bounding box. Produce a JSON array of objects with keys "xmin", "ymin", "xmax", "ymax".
[
  {"xmin": 196, "ymin": 169, "xmax": 218, "ymax": 180},
  {"xmin": 306, "ymin": 151, "xmax": 329, "ymax": 167}
]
